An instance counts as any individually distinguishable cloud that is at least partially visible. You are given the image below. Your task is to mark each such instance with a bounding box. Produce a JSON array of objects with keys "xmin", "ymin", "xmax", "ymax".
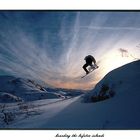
[{"xmin": 0, "ymin": 11, "xmax": 140, "ymax": 89}]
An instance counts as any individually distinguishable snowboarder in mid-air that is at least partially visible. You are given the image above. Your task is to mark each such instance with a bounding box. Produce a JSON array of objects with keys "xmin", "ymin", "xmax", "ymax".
[{"xmin": 82, "ymin": 55, "xmax": 98, "ymax": 75}]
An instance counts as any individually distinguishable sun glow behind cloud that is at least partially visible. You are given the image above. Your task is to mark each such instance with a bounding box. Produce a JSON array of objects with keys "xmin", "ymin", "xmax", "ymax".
[
  {"xmin": 0, "ymin": 11, "xmax": 140, "ymax": 90},
  {"xmin": 99, "ymin": 49, "xmax": 136, "ymax": 77}
]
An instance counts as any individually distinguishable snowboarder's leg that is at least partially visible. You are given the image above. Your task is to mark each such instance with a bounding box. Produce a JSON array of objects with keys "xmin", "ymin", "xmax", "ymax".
[
  {"xmin": 83, "ymin": 63, "xmax": 89, "ymax": 74},
  {"xmin": 90, "ymin": 63, "xmax": 98, "ymax": 69},
  {"xmin": 88, "ymin": 64, "xmax": 94, "ymax": 72}
]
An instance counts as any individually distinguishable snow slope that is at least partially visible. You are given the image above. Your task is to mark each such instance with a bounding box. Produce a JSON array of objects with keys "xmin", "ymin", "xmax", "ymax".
[
  {"xmin": 0, "ymin": 60, "xmax": 140, "ymax": 129},
  {"xmin": 85, "ymin": 59, "xmax": 140, "ymax": 102}
]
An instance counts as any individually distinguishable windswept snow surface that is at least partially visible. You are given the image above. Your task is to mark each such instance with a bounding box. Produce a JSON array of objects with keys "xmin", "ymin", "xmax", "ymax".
[{"xmin": 0, "ymin": 60, "xmax": 140, "ymax": 129}]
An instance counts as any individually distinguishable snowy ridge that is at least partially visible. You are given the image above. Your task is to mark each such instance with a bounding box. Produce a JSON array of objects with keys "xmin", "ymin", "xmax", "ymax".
[{"xmin": 0, "ymin": 76, "xmax": 64, "ymax": 102}]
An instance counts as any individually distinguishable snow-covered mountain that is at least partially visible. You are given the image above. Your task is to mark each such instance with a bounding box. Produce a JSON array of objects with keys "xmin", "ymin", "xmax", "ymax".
[
  {"xmin": 0, "ymin": 76, "xmax": 84, "ymax": 103},
  {"xmin": 0, "ymin": 76, "xmax": 64, "ymax": 102},
  {"xmin": 0, "ymin": 60, "xmax": 140, "ymax": 129}
]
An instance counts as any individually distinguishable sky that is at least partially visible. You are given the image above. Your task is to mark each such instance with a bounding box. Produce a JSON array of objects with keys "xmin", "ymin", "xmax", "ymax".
[{"xmin": 0, "ymin": 11, "xmax": 140, "ymax": 90}]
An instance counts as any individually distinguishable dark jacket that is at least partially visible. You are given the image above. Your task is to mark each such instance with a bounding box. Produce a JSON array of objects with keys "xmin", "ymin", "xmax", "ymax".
[{"xmin": 84, "ymin": 55, "xmax": 96, "ymax": 64}]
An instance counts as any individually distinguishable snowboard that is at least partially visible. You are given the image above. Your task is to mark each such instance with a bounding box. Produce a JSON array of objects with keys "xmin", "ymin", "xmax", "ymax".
[{"xmin": 81, "ymin": 65, "xmax": 99, "ymax": 78}]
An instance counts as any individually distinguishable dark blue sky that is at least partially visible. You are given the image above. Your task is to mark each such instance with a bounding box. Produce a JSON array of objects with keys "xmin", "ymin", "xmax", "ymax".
[{"xmin": 0, "ymin": 11, "xmax": 140, "ymax": 89}]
